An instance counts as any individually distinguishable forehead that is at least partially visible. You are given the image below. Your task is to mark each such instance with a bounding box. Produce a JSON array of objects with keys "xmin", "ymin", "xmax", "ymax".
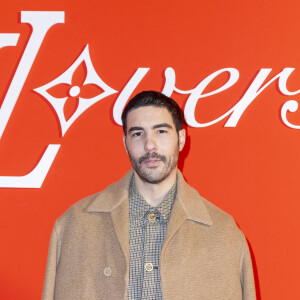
[{"xmin": 126, "ymin": 106, "xmax": 174, "ymax": 128}]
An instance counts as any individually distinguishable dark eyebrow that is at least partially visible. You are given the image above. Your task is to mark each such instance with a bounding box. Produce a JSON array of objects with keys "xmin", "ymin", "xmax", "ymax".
[
  {"xmin": 128, "ymin": 123, "xmax": 173, "ymax": 134},
  {"xmin": 128, "ymin": 126, "xmax": 144, "ymax": 133},
  {"xmin": 152, "ymin": 123, "xmax": 173, "ymax": 130}
]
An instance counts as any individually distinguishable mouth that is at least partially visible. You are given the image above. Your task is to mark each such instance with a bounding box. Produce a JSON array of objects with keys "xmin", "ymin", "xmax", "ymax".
[
  {"xmin": 143, "ymin": 158, "xmax": 162, "ymax": 167},
  {"xmin": 138, "ymin": 153, "xmax": 167, "ymax": 167}
]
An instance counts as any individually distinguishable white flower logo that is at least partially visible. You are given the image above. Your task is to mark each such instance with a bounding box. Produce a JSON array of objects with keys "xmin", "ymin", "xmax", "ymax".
[{"xmin": 34, "ymin": 45, "xmax": 117, "ymax": 136}]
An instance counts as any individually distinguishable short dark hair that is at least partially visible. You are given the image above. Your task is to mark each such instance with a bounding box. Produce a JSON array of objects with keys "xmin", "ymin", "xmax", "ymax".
[{"xmin": 121, "ymin": 91, "xmax": 183, "ymax": 134}]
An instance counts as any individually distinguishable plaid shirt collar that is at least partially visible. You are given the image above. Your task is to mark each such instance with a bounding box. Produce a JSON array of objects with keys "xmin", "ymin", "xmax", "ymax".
[{"xmin": 129, "ymin": 175, "xmax": 177, "ymax": 227}]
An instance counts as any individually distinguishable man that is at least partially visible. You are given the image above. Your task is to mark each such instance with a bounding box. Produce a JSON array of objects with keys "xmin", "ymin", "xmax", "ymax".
[{"xmin": 42, "ymin": 91, "xmax": 256, "ymax": 299}]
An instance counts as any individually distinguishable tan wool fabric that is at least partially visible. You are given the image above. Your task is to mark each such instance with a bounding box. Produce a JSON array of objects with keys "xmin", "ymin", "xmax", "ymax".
[{"xmin": 42, "ymin": 170, "xmax": 256, "ymax": 300}]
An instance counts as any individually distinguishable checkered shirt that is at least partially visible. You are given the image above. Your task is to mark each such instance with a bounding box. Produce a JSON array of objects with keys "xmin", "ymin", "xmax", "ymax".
[{"xmin": 127, "ymin": 176, "xmax": 177, "ymax": 300}]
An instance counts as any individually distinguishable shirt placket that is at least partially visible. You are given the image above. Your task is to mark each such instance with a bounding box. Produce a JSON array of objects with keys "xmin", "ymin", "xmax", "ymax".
[
  {"xmin": 128, "ymin": 220, "xmax": 145, "ymax": 300},
  {"xmin": 141, "ymin": 210, "xmax": 163, "ymax": 300}
]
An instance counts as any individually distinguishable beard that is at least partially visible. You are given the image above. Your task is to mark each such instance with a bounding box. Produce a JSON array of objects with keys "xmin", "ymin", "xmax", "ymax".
[{"xmin": 128, "ymin": 149, "xmax": 179, "ymax": 184}]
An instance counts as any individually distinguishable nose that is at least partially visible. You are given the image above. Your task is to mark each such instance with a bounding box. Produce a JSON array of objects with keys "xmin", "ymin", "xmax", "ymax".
[{"xmin": 144, "ymin": 134, "xmax": 157, "ymax": 152}]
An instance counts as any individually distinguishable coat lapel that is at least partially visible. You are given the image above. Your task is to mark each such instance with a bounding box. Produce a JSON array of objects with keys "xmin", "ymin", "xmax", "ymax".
[
  {"xmin": 86, "ymin": 170, "xmax": 133, "ymax": 269},
  {"xmin": 110, "ymin": 197, "xmax": 129, "ymax": 267},
  {"xmin": 162, "ymin": 171, "xmax": 213, "ymax": 255}
]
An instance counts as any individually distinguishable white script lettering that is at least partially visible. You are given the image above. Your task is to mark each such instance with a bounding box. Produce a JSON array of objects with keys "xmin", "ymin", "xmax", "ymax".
[{"xmin": 0, "ymin": 11, "xmax": 64, "ymax": 188}]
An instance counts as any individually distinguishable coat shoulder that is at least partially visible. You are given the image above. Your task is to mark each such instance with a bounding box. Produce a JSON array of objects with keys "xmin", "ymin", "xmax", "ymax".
[
  {"xmin": 56, "ymin": 171, "xmax": 132, "ymax": 224},
  {"xmin": 56, "ymin": 192, "xmax": 98, "ymax": 223},
  {"xmin": 51, "ymin": 192, "xmax": 100, "ymax": 241},
  {"xmin": 203, "ymin": 197, "xmax": 235, "ymax": 223},
  {"xmin": 201, "ymin": 195, "xmax": 244, "ymax": 240}
]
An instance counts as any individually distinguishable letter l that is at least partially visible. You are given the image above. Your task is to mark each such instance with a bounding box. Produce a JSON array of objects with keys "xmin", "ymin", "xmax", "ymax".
[{"xmin": 0, "ymin": 11, "xmax": 64, "ymax": 188}]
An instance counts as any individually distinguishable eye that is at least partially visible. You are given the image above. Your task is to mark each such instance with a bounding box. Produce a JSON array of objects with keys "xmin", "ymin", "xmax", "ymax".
[
  {"xmin": 132, "ymin": 131, "xmax": 142, "ymax": 137},
  {"xmin": 157, "ymin": 129, "xmax": 167, "ymax": 134}
]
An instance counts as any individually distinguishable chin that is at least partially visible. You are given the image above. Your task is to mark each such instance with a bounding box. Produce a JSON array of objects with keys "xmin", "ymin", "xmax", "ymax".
[{"xmin": 139, "ymin": 169, "xmax": 171, "ymax": 184}]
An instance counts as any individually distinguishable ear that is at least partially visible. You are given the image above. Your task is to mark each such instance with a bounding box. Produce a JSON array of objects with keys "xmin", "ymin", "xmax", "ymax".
[
  {"xmin": 122, "ymin": 134, "xmax": 129, "ymax": 154},
  {"xmin": 178, "ymin": 129, "xmax": 186, "ymax": 151}
]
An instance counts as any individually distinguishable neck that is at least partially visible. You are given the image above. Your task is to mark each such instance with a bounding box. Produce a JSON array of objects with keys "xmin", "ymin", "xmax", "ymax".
[{"xmin": 133, "ymin": 169, "xmax": 177, "ymax": 207}]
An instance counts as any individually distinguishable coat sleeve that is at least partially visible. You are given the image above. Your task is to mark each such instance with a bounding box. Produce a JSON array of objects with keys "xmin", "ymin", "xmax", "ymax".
[
  {"xmin": 240, "ymin": 235, "xmax": 256, "ymax": 300},
  {"xmin": 41, "ymin": 223, "xmax": 59, "ymax": 300}
]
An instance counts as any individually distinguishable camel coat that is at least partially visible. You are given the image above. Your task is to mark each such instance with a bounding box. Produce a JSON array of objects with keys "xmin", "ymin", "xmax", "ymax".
[{"xmin": 42, "ymin": 170, "xmax": 256, "ymax": 300}]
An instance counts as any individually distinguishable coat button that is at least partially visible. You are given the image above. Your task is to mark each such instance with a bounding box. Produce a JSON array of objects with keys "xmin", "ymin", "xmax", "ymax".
[
  {"xmin": 147, "ymin": 213, "xmax": 156, "ymax": 222},
  {"xmin": 104, "ymin": 267, "xmax": 111, "ymax": 277},
  {"xmin": 144, "ymin": 263, "xmax": 153, "ymax": 272}
]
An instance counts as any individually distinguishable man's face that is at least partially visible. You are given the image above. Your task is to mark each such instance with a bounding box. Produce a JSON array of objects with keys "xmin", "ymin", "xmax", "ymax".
[{"xmin": 123, "ymin": 106, "xmax": 185, "ymax": 184}]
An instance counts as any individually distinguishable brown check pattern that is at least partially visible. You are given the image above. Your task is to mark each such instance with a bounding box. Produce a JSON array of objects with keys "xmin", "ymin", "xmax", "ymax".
[{"xmin": 127, "ymin": 175, "xmax": 177, "ymax": 300}]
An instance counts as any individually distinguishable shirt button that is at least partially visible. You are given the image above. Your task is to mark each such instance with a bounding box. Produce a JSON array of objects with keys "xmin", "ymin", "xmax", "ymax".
[
  {"xmin": 148, "ymin": 212, "xmax": 156, "ymax": 222},
  {"xmin": 104, "ymin": 267, "xmax": 111, "ymax": 277},
  {"xmin": 144, "ymin": 262, "xmax": 154, "ymax": 272}
]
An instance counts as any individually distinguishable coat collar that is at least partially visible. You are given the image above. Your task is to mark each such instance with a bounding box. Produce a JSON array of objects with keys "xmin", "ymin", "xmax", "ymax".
[
  {"xmin": 86, "ymin": 171, "xmax": 132, "ymax": 213},
  {"xmin": 86, "ymin": 169, "xmax": 213, "ymax": 227},
  {"xmin": 86, "ymin": 169, "xmax": 213, "ymax": 274}
]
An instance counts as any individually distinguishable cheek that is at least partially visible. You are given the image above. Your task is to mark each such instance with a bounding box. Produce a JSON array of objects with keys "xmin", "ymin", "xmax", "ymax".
[
  {"xmin": 164, "ymin": 139, "xmax": 179, "ymax": 153},
  {"xmin": 126, "ymin": 143, "xmax": 143, "ymax": 158}
]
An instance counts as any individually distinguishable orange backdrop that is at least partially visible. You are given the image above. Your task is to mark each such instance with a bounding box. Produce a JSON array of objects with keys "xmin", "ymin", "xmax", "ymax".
[{"xmin": 1, "ymin": 0, "xmax": 300, "ymax": 299}]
